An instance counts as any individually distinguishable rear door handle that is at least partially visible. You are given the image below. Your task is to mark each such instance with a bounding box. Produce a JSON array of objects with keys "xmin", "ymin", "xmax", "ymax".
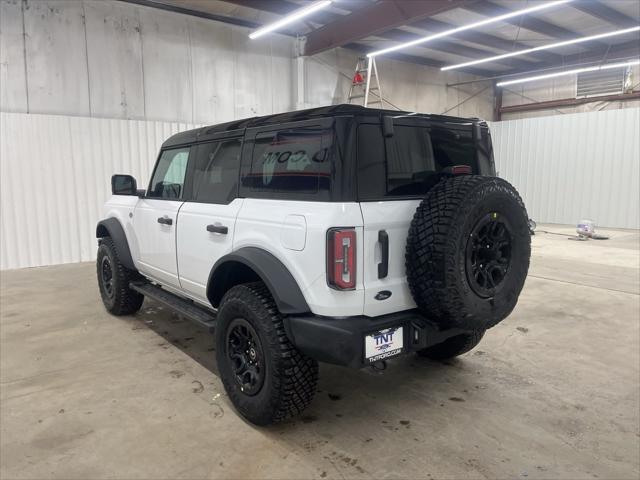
[
  {"xmin": 157, "ymin": 216, "xmax": 173, "ymax": 226},
  {"xmin": 207, "ymin": 224, "xmax": 228, "ymax": 235},
  {"xmin": 378, "ymin": 230, "xmax": 389, "ymax": 279}
]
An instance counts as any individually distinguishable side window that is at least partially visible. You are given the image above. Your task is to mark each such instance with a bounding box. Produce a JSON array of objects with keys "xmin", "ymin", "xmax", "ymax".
[
  {"xmin": 192, "ymin": 139, "xmax": 242, "ymax": 204},
  {"xmin": 385, "ymin": 125, "xmax": 436, "ymax": 196},
  {"xmin": 147, "ymin": 148, "xmax": 190, "ymax": 199},
  {"xmin": 430, "ymin": 127, "xmax": 476, "ymax": 172},
  {"xmin": 244, "ymin": 126, "xmax": 333, "ymax": 195}
]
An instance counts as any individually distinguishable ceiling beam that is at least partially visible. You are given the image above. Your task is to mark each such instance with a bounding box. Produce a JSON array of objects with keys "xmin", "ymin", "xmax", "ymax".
[
  {"xmin": 410, "ymin": 17, "xmax": 564, "ymax": 64},
  {"xmin": 225, "ymin": 0, "xmax": 510, "ymax": 73},
  {"xmin": 344, "ymin": 42, "xmax": 495, "ymax": 77},
  {"xmin": 121, "ymin": 0, "xmax": 262, "ymax": 29},
  {"xmin": 501, "ymin": 39, "xmax": 640, "ymax": 77},
  {"xmin": 570, "ymin": 0, "xmax": 639, "ymax": 28},
  {"xmin": 304, "ymin": 0, "xmax": 473, "ymax": 56},
  {"xmin": 500, "ymin": 91, "xmax": 640, "ymax": 115},
  {"xmin": 371, "ymin": 28, "xmax": 536, "ymax": 70},
  {"xmin": 223, "ymin": 0, "xmax": 337, "ymax": 26},
  {"xmin": 463, "ymin": 1, "xmax": 608, "ymax": 50}
]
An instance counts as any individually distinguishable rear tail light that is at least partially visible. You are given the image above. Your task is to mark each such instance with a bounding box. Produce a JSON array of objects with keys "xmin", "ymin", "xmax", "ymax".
[{"xmin": 327, "ymin": 228, "xmax": 356, "ymax": 290}]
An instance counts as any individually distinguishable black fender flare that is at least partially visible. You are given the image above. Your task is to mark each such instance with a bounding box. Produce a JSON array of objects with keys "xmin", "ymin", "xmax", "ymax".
[
  {"xmin": 96, "ymin": 218, "xmax": 136, "ymax": 271},
  {"xmin": 207, "ymin": 247, "xmax": 310, "ymax": 315}
]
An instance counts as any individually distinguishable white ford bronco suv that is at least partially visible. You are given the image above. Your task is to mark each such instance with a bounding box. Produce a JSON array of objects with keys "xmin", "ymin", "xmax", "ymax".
[{"xmin": 96, "ymin": 105, "xmax": 530, "ymax": 425}]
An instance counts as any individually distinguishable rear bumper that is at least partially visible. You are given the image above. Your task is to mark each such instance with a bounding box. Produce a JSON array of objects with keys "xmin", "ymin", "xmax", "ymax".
[{"xmin": 283, "ymin": 310, "xmax": 470, "ymax": 368}]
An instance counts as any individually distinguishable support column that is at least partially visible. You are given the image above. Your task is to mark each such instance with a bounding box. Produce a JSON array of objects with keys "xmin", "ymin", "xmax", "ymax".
[{"xmin": 294, "ymin": 37, "xmax": 306, "ymax": 111}]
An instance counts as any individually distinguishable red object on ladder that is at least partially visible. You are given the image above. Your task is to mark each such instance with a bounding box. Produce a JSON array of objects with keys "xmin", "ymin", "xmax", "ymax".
[{"xmin": 348, "ymin": 57, "xmax": 384, "ymax": 108}]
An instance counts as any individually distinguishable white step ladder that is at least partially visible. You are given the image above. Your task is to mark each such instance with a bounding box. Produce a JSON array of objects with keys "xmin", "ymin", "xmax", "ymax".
[{"xmin": 347, "ymin": 56, "xmax": 385, "ymax": 108}]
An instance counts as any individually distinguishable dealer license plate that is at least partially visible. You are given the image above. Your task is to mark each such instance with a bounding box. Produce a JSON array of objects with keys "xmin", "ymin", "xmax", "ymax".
[{"xmin": 364, "ymin": 327, "xmax": 404, "ymax": 363}]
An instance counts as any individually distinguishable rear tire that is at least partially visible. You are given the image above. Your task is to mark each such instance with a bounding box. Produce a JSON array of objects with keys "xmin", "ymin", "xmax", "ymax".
[
  {"xmin": 96, "ymin": 237, "xmax": 144, "ymax": 315},
  {"xmin": 417, "ymin": 330, "xmax": 485, "ymax": 360},
  {"xmin": 216, "ymin": 282, "xmax": 318, "ymax": 425}
]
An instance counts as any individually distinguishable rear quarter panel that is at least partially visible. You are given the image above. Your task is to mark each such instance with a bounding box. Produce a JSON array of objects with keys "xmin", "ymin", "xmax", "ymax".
[{"xmin": 234, "ymin": 199, "xmax": 365, "ymax": 317}]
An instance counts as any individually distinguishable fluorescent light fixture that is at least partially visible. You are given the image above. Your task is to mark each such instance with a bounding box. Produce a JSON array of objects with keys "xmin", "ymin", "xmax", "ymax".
[
  {"xmin": 496, "ymin": 59, "xmax": 640, "ymax": 87},
  {"xmin": 442, "ymin": 26, "xmax": 640, "ymax": 71},
  {"xmin": 367, "ymin": 0, "xmax": 573, "ymax": 58},
  {"xmin": 249, "ymin": 0, "xmax": 332, "ymax": 39}
]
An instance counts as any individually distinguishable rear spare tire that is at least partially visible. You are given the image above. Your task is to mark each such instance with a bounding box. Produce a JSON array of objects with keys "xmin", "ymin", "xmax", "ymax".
[{"xmin": 406, "ymin": 175, "xmax": 530, "ymax": 331}]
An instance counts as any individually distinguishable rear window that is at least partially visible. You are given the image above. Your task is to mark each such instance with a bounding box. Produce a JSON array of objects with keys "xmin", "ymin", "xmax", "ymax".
[
  {"xmin": 243, "ymin": 126, "xmax": 333, "ymax": 195},
  {"xmin": 357, "ymin": 123, "xmax": 479, "ymax": 199}
]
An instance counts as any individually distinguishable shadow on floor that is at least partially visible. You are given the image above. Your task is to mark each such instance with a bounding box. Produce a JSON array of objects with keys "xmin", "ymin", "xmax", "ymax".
[{"xmin": 126, "ymin": 297, "xmax": 487, "ymax": 433}]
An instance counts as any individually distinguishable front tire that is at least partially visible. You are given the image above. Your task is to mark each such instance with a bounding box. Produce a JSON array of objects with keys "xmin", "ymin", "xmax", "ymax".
[
  {"xmin": 216, "ymin": 282, "xmax": 318, "ymax": 425},
  {"xmin": 96, "ymin": 237, "xmax": 144, "ymax": 315},
  {"xmin": 417, "ymin": 330, "xmax": 485, "ymax": 360}
]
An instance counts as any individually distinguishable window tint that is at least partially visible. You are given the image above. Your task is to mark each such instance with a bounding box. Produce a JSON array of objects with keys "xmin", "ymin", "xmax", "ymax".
[
  {"xmin": 147, "ymin": 148, "xmax": 190, "ymax": 199},
  {"xmin": 244, "ymin": 127, "xmax": 333, "ymax": 194},
  {"xmin": 386, "ymin": 125, "xmax": 436, "ymax": 196},
  {"xmin": 357, "ymin": 123, "xmax": 479, "ymax": 199},
  {"xmin": 193, "ymin": 139, "xmax": 241, "ymax": 204},
  {"xmin": 430, "ymin": 127, "xmax": 476, "ymax": 171}
]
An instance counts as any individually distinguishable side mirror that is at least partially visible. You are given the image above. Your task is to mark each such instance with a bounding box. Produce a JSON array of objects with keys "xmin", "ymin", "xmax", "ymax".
[
  {"xmin": 383, "ymin": 116, "xmax": 395, "ymax": 137},
  {"xmin": 111, "ymin": 174, "xmax": 138, "ymax": 196}
]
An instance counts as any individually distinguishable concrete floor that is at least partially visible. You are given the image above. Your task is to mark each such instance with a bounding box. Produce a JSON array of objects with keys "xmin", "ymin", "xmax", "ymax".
[{"xmin": 1, "ymin": 225, "xmax": 639, "ymax": 480}]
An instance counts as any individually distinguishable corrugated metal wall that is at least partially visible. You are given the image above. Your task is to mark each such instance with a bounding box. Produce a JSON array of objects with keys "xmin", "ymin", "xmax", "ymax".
[
  {"xmin": 2, "ymin": 108, "xmax": 639, "ymax": 270},
  {"xmin": 0, "ymin": 112, "xmax": 199, "ymax": 270},
  {"xmin": 491, "ymin": 107, "xmax": 640, "ymax": 229}
]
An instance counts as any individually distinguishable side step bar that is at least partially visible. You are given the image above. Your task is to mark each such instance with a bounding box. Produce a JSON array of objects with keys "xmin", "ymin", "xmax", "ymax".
[{"xmin": 130, "ymin": 281, "xmax": 217, "ymax": 332}]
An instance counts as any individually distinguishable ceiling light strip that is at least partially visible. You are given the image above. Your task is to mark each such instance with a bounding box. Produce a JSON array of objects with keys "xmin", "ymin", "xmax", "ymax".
[
  {"xmin": 249, "ymin": 0, "xmax": 332, "ymax": 39},
  {"xmin": 442, "ymin": 26, "xmax": 640, "ymax": 71},
  {"xmin": 496, "ymin": 59, "xmax": 640, "ymax": 87},
  {"xmin": 367, "ymin": 0, "xmax": 574, "ymax": 58}
]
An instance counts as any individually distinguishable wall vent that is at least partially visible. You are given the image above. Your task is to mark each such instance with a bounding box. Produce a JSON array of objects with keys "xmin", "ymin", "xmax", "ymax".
[{"xmin": 576, "ymin": 67, "xmax": 627, "ymax": 98}]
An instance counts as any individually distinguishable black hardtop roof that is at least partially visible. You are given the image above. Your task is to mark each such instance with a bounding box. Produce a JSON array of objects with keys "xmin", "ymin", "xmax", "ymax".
[{"xmin": 162, "ymin": 104, "xmax": 484, "ymax": 148}]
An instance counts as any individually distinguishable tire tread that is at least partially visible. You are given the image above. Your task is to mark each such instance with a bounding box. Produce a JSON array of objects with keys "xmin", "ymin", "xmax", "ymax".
[
  {"xmin": 406, "ymin": 175, "xmax": 530, "ymax": 330},
  {"xmin": 97, "ymin": 237, "xmax": 144, "ymax": 316},
  {"xmin": 217, "ymin": 282, "xmax": 318, "ymax": 425}
]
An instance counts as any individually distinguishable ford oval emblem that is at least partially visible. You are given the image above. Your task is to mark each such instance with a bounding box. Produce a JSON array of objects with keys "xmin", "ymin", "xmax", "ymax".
[{"xmin": 374, "ymin": 290, "xmax": 392, "ymax": 301}]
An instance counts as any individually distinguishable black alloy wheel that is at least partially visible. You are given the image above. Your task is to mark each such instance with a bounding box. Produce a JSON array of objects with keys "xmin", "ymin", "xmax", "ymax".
[
  {"xmin": 466, "ymin": 213, "xmax": 513, "ymax": 298},
  {"xmin": 226, "ymin": 318, "xmax": 265, "ymax": 396},
  {"xmin": 100, "ymin": 255, "xmax": 115, "ymax": 299}
]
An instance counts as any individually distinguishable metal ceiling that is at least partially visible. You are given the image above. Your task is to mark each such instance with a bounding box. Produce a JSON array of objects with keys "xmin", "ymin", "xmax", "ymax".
[{"xmin": 122, "ymin": 0, "xmax": 640, "ymax": 78}]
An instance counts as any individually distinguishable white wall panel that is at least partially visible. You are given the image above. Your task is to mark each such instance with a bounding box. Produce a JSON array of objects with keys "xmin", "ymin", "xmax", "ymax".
[
  {"xmin": 188, "ymin": 14, "xmax": 236, "ymax": 124},
  {"xmin": 1, "ymin": 0, "xmax": 296, "ymax": 124},
  {"xmin": 303, "ymin": 49, "xmax": 495, "ymax": 118},
  {"xmin": 0, "ymin": 112, "xmax": 200, "ymax": 270},
  {"xmin": 491, "ymin": 108, "xmax": 640, "ymax": 229},
  {"xmin": 0, "ymin": 0, "xmax": 28, "ymax": 113},
  {"xmin": 139, "ymin": 6, "xmax": 193, "ymax": 122},
  {"xmin": 22, "ymin": 0, "xmax": 91, "ymax": 116},
  {"xmin": 84, "ymin": 0, "xmax": 145, "ymax": 119}
]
